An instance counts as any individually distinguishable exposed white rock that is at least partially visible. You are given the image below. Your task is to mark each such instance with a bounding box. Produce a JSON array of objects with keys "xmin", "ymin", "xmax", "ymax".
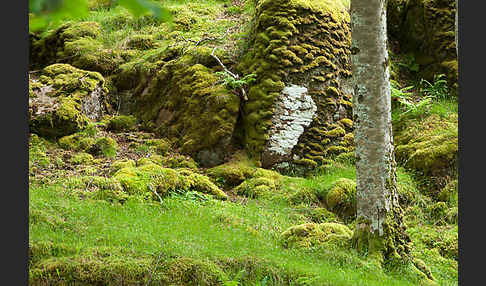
[{"xmin": 263, "ymin": 84, "xmax": 317, "ymax": 166}]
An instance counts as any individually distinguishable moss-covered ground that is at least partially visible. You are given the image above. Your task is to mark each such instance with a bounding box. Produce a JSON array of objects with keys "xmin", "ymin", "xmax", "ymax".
[{"xmin": 29, "ymin": 117, "xmax": 457, "ymax": 285}]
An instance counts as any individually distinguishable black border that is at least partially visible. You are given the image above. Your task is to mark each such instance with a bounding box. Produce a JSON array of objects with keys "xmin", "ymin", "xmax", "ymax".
[
  {"xmin": 458, "ymin": 0, "xmax": 477, "ymax": 285},
  {"xmin": 5, "ymin": 0, "xmax": 29, "ymax": 284}
]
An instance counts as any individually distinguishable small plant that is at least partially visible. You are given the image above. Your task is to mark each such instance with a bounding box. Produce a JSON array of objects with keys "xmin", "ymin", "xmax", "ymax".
[
  {"xmin": 391, "ymin": 82, "xmax": 414, "ymax": 104},
  {"xmin": 216, "ymin": 71, "xmax": 257, "ymax": 91},
  {"xmin": 420, "ymin": 74, "xmax": 449, "ymax": 100},
  {"xmin": 398, "ymin": 53, "xmax": 419, "ymax": 73},
  {"xmin": 390, "ymin": 81, "xmax": 433, "ymax": 117}
]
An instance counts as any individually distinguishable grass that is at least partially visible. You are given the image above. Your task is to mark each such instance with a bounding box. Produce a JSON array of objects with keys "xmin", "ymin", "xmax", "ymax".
[
  {"xmin": 30, "ymin": 180, "xmax": 424, "ymax": 286},
  {"xmin": 29, "ymin": 158, "xmax": 457, "ymax": 285}
]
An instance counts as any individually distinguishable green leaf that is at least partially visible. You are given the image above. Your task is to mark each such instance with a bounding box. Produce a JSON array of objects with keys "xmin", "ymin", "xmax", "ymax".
[{"xmin": 118, "ymin": 0, "xmax": 172, "ymax": 21}]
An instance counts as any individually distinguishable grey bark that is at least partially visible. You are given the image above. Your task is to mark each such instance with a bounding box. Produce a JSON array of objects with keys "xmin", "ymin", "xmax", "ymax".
[{"xmin": 350, "ymin": 0, "xmax": 400, "ymax": 236}]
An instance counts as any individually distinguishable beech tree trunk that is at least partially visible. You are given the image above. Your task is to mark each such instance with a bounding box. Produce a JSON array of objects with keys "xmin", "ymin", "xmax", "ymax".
[{"xmin": 350, "ymin": 0, "xmax": 410, "ymax": 261}]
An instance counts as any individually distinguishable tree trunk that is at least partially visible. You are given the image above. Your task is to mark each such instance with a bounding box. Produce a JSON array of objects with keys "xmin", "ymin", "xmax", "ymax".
[{"xmin": 350, "ymin": 0, "xmax": 411, "ymax": 262}]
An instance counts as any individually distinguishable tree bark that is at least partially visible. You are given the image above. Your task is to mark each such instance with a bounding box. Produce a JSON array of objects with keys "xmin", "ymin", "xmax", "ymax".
[{"xmin": 350, "ymin": 0, "xmax": 410, "ymax": 261}]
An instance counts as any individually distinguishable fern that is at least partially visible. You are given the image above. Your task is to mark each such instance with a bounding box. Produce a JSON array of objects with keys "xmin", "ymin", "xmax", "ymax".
[
  {"xmin": 420, "ymin": 74, "xmax": 449, "ymax": 100},
  {"xmin": 216, "ymin": 71, "xmax": 257, "ymax": 90}
]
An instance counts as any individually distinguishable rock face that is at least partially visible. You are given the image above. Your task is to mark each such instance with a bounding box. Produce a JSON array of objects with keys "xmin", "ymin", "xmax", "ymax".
[
  {"xmin": 387, "ymin": 0, "xmax": 458, "ymax": 95},
  {"xmin": 238, "ymin": 0, "xmax": 354, "ymax": 171},
  {"xmin": 29, "ymin": 64, "xmax": 108, "ymax": 138}
]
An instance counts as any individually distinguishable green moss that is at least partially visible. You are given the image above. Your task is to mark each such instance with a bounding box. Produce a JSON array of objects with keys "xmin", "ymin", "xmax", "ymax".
[
  {"xmin": 64, "ymin": 176, "xmax": 128, "ymax": 203},
  {"xmin": 280, "ymin": 222, "xmax": 353, "ymax": 249},
  {"xmin": 206, "ymin": 153, "xmax": 261, "ymax": 187},
  {"xmin": 324, "ymin": 127, "xmax": 346, "ymax": 138},
  {"xmin": 29, "ymin": 209, "xmax": 66, "ymax": 230},
  {"xmin": 438, "ymin": 179, "xmax": 458, "ymax": 206},
  {"xmin": 162, "ymin": 257, "xmax": 227, "ymax": 285},
  {"xmin": 29, "ymin": 134, "xmax": 52, "ymax": 169},
  {"xmin": 425, "ymin": 202, "xmax": 456, "ymax": 225},
  {"xmin": 91, "ymin": 137, "xmax": 118, "ymax": 158},
  {"xmin": 338, "ymin": 118, "xmax": 353, "ymax": 129},
  {"xmin": 387, "ymin": 0, "xmax": 457, "ymax": 95},
  {"xmin": 234, "ymin": 177, "xmax": 278, "ymax": 199},
  {"xmin": 239, "ymin": 0, "xmax": 352, "ymax": 163},
  {"xmin": 408, "ymin": 224, "xmax": 458, "ymax": 261},
  {"xmin": 126, "ymin": 34, "xmax": 158, "ymax": 50},
  {"xmin": 178, "ymin": 169, "xmax": 228, "ymax": 200},
  {"xmin": 145, "ymin": 139, "xmax": 171, "ymax": 155},
  {"xmin": 112, "ymin": 163, "xmax": 227, "ymax": 200},
  {"xmin": 307, "ymin": 207, "xmax": 338, "ymax": 223},
  {"xmin": 158, "ymin": 154, "xmax": 198, "ymax": 169},
  {"xmin": 30, "ymin": 22, "xmax": 124, "ymax": 74},
  {"xmin": 29, "ymin": 250, "xmax": 156, "ymax": 285},
  {"xmin": 106, "ymin": 115, "xmax": 138, "ymax": 132},
  {"xmin": 394, "ymin": 113, "xmax": 457, "ymax": 193},
  {"xmin": 58, "ymin": 133, "xmax": 96, "ymax": 151},
  {"xmin": 71, "ymin": 152, "xmax": 95, "ymax": 165},
  {"xmin": 110, "ymin": 159, "xmax": 136, "ymax": 174},
  {"xmin": 124, "ymin": 47, "xmax": 240, "ymax": 164},
  {"xmin": 326, "ymin": 178, "xmax": 356, "ymax": 219}
]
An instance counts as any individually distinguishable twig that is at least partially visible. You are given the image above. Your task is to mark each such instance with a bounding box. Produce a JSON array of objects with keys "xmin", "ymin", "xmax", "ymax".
[
  {"xmin": 211, "ymin": 47, "xmax": 248, "ymax": 101},
  {"xmin": 148, "ymin": 183, "xmax": 163, "ymax": 204}
]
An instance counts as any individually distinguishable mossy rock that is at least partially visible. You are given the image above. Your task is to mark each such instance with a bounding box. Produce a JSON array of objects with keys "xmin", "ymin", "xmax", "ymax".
[
  {"xmin": 307, "ymin": 207, "xmax": 339, "ymax": 223},
  {"xmin": 158, "ymin": 154, "xmax": 198, "ymax": 169},
  {"xmin": 239, "ymin": 0, "xmax": 353, "ymax": 168},
  {"xmin": 89, "ymin": 137, "xmax": 118, "ymax": 158},
  {"xmin": 64, "ymin": 176, "xmax": 128, "ymax": 203},
  {"xmin": 233, "ymin": 177, "xmax": 278, "ymax": 199},
  {"xmin": 425, "ymin": 202, "xmax": 457, "ymax": 225},
  {"xmin": 394, "ymin": 113, "xmax": 458, "ymax": 193},
  {"xmin": 106, "ymin": 115, "xmax": 138, "ymax": 132},
  {"xmin": 117, "ymin": 46, "xmax": 240, "ymax": 167},
  {"xmin": 112, "ymin": 163, "xmax": 227, "ymax": 200},
  {"xmin": 58, "ymin": 133, "xmax": 96, "ymax": 152},
  {"xmin": 145, "ymin": 139, "xmax": 171, "ymax": 155},
  {"xmin": 125, "ymin": 34, "xmax": 158, "ymax": 50},
  {"xmin": 206, "ymin": 153, "xmax": 282, "ymax": 188},
  {"xmin": 110, "ymin": 159, "xmax": 136, "ymax": 174},
  {"xmin": 70, "ymin": 152, "xmax": 95, "ymax": 165},
  {"xmin": 326, "ymin": 178, "xmax": 356, "ymax": 219},
  {"xmin": 408, "ymin": 224, "xmax": 458, "ymax": 261},
  {"xmin": 29, "ymin": 64, "xmax": 108, "ymax": 138},
  {"xmin": 280, "ymin": 222, "xmax": 353, "ymax": 249},
  {"xmin": 162, "ymin": 257, "xmax": 228, "ymax": 286}
]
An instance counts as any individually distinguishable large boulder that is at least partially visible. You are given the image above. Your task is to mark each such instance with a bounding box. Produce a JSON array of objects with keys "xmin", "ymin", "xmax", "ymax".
[
  {"xmin": 115, "ymin": 47, "xmax": 241, "ymax": 167},
  {"xmin": 387, "ymin": 0, "xmax": 458, "ymax": 95},
  {"xmin": 238, "ymin": 0, "xmax": 354, "ymax": 171},
  {"xmin": 29, "ymin": 64, "xmax": 108, "ymax": 138}
]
